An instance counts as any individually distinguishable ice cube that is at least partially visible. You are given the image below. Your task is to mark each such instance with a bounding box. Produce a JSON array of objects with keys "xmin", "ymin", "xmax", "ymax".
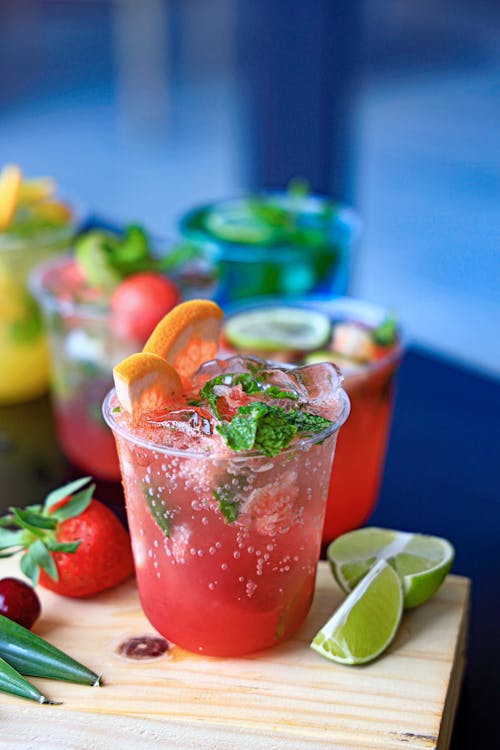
[
  {"xmin": 255, "ymin": 366, "xmax": 309, "ymax": 403},
  {"xmin": 293, "ymin": 361, "xmax": 344, "ymax": 404}
]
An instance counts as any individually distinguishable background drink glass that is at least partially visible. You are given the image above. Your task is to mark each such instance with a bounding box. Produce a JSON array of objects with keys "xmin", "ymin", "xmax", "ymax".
[
  {"xmin": 178, "ymin": 193, "xmax": 361, "ymax": 306},
  {"xmin": 0, "ymin": 225, "xmax": 74, "ymax": 404},
  {"xmin": 103, "ymin": 371, "xmax": 349, "ymax": 657},
  {"xmin": 31, "ymin": 254, "xmax": 136, "ymax": 480}
]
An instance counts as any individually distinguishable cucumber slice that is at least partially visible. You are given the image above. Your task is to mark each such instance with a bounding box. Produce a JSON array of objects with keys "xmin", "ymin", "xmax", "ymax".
[{"xmin": 225, "ymin": 306, "xmax": 331, "ymax": 352}]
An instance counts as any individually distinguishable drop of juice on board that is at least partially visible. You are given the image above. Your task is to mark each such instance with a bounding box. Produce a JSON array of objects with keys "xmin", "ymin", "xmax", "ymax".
[{"xmin": 117, "ymin": 635, "xmax": 170, "ymax": 660}]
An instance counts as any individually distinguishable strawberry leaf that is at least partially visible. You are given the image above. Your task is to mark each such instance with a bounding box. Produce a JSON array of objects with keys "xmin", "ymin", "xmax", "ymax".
[
  {"xmin": 9, "ymin": 508, "xmax": 51, "ymax": 537},
  {"xmin": 11, "ymin": 507, "xmax": 57, "ymax": 531},
  {"xmin": 51, "ymin": 484, "xmax": 95, "ymax": 521},
  {"xmin": 0, "ymin": 528, "xmax": 24, "ymax": 551},
  {"xmin": 20, "ymin": 552, "xmax": 39, "ymax": 585},
  {"xmin": 46, "ymin": 539, "xmax": 81, "ymax": 554},
  {"xmin": 28, "ymin": 540, "xmax": 59, "ymax": 581},
  {"xmin": 44, "ymin": 476, "xmax": 92, "ymax": 512}
]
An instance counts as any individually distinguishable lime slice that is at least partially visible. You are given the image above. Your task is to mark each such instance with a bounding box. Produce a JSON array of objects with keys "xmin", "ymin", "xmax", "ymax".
[
  {"xmin": 224, "ymin": 307, "xmax": 331, "ymax": 352},
  {"xmin": 311, "ymin": 559, "xmax": 403, "ymax": 665},
  {"xmin": 204, "ymin": 200, "xmax": 283, "ymax": 245},
  {"xmin": 75, "ymin": 232, "xmax": 122, "ymax": 291},
  {"xmin": 328, "ymin": 527, "xmax": 455, "ymax": 609}
]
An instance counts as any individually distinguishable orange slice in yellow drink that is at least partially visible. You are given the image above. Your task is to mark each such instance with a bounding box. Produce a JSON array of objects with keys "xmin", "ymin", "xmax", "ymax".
[
  {"xmin": 0, "ymin": 164, "xmax": 22, "ymax": 231},
  {"xmin": 113, "ymin": 352, "xmax": 183, "ymax": 420},
  {"xmin": 143, "ymin": 299, "xmax": 223, "ymax": 386}
]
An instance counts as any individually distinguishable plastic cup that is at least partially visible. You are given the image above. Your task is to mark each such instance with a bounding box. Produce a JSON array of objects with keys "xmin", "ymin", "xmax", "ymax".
[
  {"xmin": 0, "ymin": 225, "xmax": 74, "ymax": 404},
  {"xmin": 178, "ymin": 193, "xmax": 361, "ymax": 305},
  {"xmin": 103, "ymin": 366, "xmax": 349, "ymax": 656},
  {"xmin": 31, "ymin": 254, "xmax": 133, "ymax": 480}
]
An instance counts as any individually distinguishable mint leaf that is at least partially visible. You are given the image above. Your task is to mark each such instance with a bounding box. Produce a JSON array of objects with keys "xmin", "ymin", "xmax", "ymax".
[
  {"xmin": 199, "ymin": 372, "xmax": 297, "ymax": 418},
  {"xmin": 216, "ymin": 401, "xmax": 332, "ymax": 457},
  {"xmin": 142, "ymin": 486, "xmax": 171, "ymax": 537},
  {"xmin": 373, "ymin": 314, "xmax": 398, "ymax": 346},
  {"xmin": 213, "ymin": 489, "xmax": 239, "ymax": 524},
  {"xmin": 285, "ymin": 410, "xmax": 332, "ymax": 434}
]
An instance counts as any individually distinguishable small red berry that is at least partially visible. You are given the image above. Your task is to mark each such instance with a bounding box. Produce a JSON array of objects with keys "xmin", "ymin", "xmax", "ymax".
[
  {"xmin": 0, "ymin": 577, "xmax": 42, "ymax": 630},
  {"xmin": 111, "ymin": 272, "xmax": 180, "ymax": 342}
]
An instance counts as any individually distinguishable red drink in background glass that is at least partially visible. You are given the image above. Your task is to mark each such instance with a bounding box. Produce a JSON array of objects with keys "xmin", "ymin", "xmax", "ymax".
[
  {"xmin": 220, "ymin": 297, "xmax": 404, "ymax": 545},
  {"xmin": 30, "ymin": 251, "xmax": 214, "ymax": 480},
  {"xmin": 103, "ymin": 357, "xmax": 349, "ymax": 656}
]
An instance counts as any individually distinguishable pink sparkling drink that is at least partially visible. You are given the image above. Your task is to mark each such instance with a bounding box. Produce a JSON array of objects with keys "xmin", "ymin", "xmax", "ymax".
[{"xmin": 103, "ymin": 357, "xmax": 349, "ymax": 656}]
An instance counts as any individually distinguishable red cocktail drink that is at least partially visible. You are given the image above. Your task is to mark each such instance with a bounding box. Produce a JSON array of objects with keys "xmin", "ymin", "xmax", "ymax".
[{"xmin": 104, "ymin": 353, "xmax": 349, "ymax": 656}]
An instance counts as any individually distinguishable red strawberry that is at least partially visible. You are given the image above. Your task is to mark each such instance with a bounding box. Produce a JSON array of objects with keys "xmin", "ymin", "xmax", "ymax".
[
  {"xmin": 111, "ymin": 272, "xmax": 180, "ymax": 342},
  {"xmin": 0, "ymin": 477, "xmax": 135, "ymax": 599}
]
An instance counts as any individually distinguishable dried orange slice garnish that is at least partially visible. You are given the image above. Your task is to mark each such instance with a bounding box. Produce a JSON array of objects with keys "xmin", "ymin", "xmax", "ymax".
[
  {"xmin": 143, "ymin": 299, "xmax": 223, "ymax": 385},
  {"xmin": 0, "ymin": 164, "xmax": 22, "ymax": 231},
  {"xmin": 113, "ymin": 352, "xmax": 183, "ymax": 420}
]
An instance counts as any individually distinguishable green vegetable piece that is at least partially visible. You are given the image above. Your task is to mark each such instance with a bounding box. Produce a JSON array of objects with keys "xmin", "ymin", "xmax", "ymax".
[
  {"xmin": 0, "ymin": 654, "xmax": 56, "ymax": 704},
  {"xmin": 216, "ymin": 401, "xmax": 332, "ymax": 457},
  {"xmin": 75, "ymin": 231, "xmax": 122, "ymax": 290},
  {"xmin": 372, "ymin": 314, "xmax": 398, "ymax": 347},
  {"xmin": 213, "ymin": 489, "xmax": 239, "ymax": 524},
  {"xmin": 0, "ymin": 614, "xmax": 101, "ymax": 686},
  {"xmin": 142, "ymin": 487, "xmax": 171, "ymax": 538}
]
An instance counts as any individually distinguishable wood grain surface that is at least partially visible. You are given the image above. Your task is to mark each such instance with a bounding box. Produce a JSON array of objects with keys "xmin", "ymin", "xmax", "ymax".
[{"xmin": 0, "ymin": 558, "xmax": 469, "ymax": 750}]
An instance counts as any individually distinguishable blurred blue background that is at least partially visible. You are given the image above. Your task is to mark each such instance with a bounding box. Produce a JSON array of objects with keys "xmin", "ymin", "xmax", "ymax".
[{"xmin": 1, "ymin": 0, "xmax": 499, "ymax": 377}]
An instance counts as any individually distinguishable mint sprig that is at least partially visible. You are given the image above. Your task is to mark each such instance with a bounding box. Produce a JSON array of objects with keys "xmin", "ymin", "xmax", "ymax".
[
  {"xmin": 216, "ymin": 401, "xmax": 332, "ymax": 458},
  {"xmin": 0, "ymin": 477, "xmax": 95, "ymax": 585},
  {"xmin": 194, "ymin": 372, "xmax": 298, "ymax": 419}
]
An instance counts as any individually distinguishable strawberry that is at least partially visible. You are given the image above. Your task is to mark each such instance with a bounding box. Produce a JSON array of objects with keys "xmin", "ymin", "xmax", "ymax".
[
  {"xmin": 110, "ymin": 272, "xmax": 180, "ymax": 343},
  {"xmin": 0, "ymin": 477, "xmax": 134, "ymax": 598}
]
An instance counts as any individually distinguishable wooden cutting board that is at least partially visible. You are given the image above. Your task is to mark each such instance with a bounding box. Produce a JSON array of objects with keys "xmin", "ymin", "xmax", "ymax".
[{"xmin": 0, "ymin": 558, "xmax": 469, "ymax": 750}]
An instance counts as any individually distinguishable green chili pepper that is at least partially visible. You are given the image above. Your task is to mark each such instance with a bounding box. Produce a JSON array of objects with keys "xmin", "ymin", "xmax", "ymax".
[{"xmin": 0, "ymin": 614, "xmax": 101, "ymax": 686}]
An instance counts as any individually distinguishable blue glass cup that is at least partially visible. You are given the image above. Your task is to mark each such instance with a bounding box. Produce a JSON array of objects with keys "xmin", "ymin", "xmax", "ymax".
[{"xmin": 178, "ymin": 192, "xmax": 361, "ymax": 307}]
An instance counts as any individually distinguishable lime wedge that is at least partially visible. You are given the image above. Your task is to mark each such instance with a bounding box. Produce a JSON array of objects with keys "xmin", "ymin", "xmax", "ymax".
[
  {"xmin": 328, "ymin": 527, "xmax": 455, "ymax": 609},
  {"xmin": 224, "ymin": 307, "xmax": 331, "ymax": 352},
  {"xmin": 311, "ymin": 559, "xmax": 403, "ymax": 665},
  {"xmin": 75, "ymin": 232, "xmax": 122, "ymax": 291}
]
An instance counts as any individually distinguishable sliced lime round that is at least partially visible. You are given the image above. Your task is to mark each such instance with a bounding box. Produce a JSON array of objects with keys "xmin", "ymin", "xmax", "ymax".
[
  {"xmin": 311, "ymin": 559, "xmax": 403, "ymax": 665},
  {"xmin": 204, "ymin": 200, "xmax": 282, "ymax": 245},
  {"xmin": 328, "ymin": 527, "xmax": 455, "ymax": 609},
  {"xmin": 224, "ymin": 306, "xmax": 331, "ymax": 352}
]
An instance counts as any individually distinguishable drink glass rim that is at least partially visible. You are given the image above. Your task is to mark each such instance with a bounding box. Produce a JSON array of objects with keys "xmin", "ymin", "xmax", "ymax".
[
  {"xmin": 178, "ymin": 192, "xmax": 362, "ymax": 258},
  {"xmin": 102, "ymin": 372, "xmax": 350, "ymax": 461},
  {"xmin": 224, "ymin": 295, "xmax": 406, "ymax": 378}
]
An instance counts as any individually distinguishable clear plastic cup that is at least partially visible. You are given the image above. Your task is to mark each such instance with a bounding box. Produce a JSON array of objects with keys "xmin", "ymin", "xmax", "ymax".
[
  {"xmin": 103, "ymin": 363, "xmax": 349, "ymax": 656},
  {"xmin": 0, "ymin": 225, "xmax": 74, "ymax": 404}
]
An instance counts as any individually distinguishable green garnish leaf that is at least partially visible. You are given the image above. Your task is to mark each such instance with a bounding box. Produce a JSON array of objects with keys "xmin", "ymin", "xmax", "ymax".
[
  {"xmin": 142, "ymin": 487, "xmax": 171, "ymax": 538},
  {"xmin": 372, "ymin": 314, "xmax": 398, "ymax": 346},
  {"xmin": 285, "ymin": 410, "xmax": 332, "ymax": 434},
  {"xmin": 199, "ymin": 372, "xmax": 297, "ymax": 419},
  {"xmin": 213, "ymin": 489, "xmax": 239, "ymax": 524},
  {"xmin": 216, "ymin": 402, "xmax": 332, "ymax": 457},
  {"xmin": 112, "ymin": 406, "xmax": 121, "ymax": 413}
]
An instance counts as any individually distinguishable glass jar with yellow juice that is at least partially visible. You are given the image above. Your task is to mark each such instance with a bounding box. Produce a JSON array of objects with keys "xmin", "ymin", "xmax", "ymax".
[{"xmin": 0, "ymin": 165, "xmax": 75, "ymax": 404}]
